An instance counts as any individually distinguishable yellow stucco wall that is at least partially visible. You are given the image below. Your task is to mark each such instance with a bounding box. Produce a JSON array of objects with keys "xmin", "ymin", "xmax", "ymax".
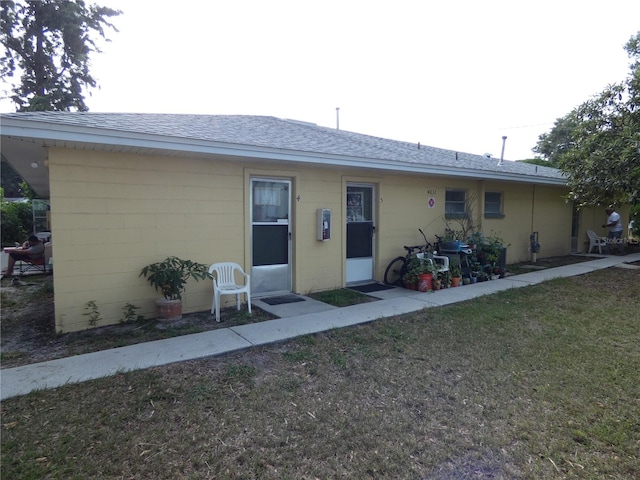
[
  {"xmin": 48, "ymin": 148, "xmax": 249, "ymax": 332},
  {"xmin": 47, "ymin": 148, "xmax": 572, "ymax": 332},
  {"xmin": 529, "ymin": 185, "xmax": 573, "ymax": 257}
]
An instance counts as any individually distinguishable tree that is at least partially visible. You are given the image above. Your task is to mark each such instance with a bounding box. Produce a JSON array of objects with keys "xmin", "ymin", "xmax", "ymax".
[
  {"xmin": 532, "ymin": 114, "xmax": 579, "ymax": 167},
  {"xmin": 545, "ymin": 32, "xmax": 640, "ymax": 208},
  {"xmin": 0, "ymin": 159, "xmax": 25, "ymax": 197},
  {"xmin": 1, "ymin": 0, "xmax": 121, "ymax": 112},
  {"xmin": 1, "ymin": 196, "xmax": 33, "ymax": 245},
  {"xmin": 517, "ymin": 157, "xmax": 556, "ymax": 167}
]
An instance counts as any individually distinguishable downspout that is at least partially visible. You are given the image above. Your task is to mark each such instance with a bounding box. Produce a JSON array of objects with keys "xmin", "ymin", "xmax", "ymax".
[
  {"xmin": 477, "ymin": 180, "xmax": 485, "ymax": 232},
  {"xmin": 531, "ymin": 185, "xmax": 537, "ymax": 262}
]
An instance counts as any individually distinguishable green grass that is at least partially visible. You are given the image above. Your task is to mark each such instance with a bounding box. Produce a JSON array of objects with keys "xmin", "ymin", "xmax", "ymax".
[{"xmin": 2, "ymin": 267, "xmax": 640, "ymax": 479}]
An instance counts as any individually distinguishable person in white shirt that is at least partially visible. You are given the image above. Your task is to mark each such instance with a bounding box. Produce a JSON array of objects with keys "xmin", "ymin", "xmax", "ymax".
[{"xmin": 602, "ymin": 207, "xmax": 625, "ymax": 255}]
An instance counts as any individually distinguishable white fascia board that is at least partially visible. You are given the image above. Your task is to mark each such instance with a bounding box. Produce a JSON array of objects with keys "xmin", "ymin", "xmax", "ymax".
[{"xmin": 1, "ymin": 119, "xmax": 567, "ymax": 186}]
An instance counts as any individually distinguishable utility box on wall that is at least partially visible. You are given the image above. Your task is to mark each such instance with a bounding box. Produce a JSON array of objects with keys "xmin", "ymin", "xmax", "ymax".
[{"xmin": 317, "ymin": 208, "xmax": 331, "ymax": 241}]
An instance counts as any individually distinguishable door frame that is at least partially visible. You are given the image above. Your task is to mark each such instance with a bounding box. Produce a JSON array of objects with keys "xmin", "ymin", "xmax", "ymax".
[
  {"xmin": 249, "ymin": 176, "xmax": 293, "ymax": 296},
  {"xmin": 345, "ymin": 181, "xmax": 377, "ymax": 285}
]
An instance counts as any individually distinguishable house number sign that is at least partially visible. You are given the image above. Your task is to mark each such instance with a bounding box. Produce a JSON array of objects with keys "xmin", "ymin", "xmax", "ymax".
[{"xmin": 426, "ymin": 188, "xmax": 436, "ymax": 208}]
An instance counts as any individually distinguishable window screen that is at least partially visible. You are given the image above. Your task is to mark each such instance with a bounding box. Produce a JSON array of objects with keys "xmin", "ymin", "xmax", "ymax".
[
  {"xmin": 485, "ymin": 192, "xmax": 503, "ymax": 216},
  {"xmin": 445, "ymin": 189, "xmax": 466, "ymax": 216}
]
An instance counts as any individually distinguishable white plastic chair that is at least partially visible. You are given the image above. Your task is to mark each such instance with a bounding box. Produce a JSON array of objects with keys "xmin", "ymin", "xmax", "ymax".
[
  {"xmin": 208, "ymin": 262, "xmax": 251, "ymax": 322},
  {"xmin": 586, "ymin": 230, "xmax": 607, "ymax": 254},
  {"xmin": 419, "ymin": 253, "xmax": 450, "ymax": 274}
]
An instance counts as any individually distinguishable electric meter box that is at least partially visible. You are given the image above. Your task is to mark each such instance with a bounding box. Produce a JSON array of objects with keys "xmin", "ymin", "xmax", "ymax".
[{"xmin": 317, "ymin": 208, "xmax": 332, "ymax": 241}]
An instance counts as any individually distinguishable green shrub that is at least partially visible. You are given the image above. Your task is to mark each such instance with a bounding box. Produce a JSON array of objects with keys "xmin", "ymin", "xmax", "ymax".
[{"xmin": 0, "ymin": 198, "xmax": 33, "ymax": 246}]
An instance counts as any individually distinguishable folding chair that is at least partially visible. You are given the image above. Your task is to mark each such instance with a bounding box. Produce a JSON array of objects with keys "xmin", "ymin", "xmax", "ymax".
[{"xmin": 18, "ymin": 255, "xmax": 47, "ymax": 275}]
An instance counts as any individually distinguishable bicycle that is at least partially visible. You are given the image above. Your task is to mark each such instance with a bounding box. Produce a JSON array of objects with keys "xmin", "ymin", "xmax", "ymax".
[{"xmin": 383, "ymin": 229, "xmax": 432, "ymax": 286}]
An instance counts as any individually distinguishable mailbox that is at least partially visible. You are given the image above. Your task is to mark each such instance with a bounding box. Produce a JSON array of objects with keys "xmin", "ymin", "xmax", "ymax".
[{"xmin": 317, "ymin": 208, "xmax": 331, "ymax": 241}]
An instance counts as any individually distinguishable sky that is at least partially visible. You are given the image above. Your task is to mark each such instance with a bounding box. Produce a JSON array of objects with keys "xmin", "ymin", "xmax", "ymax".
[{"xmin": 2, "ymin": 0, "xmax": 640, "ymax": 160}]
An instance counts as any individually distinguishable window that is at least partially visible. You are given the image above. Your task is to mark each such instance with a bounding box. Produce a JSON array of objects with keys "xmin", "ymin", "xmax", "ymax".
[
  {"xmin": 445, "ymin": 189, "xmax": 466, "ymax": 218},
  {"xmin": 484, "ymin": 191, "xmax": 504, "ymax": 218}
]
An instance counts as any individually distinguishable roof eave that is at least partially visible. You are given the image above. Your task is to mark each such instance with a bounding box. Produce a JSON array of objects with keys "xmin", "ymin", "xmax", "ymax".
[{"xmin": 0, "ymin": 118, "xmax": 567, "ymax": 187}]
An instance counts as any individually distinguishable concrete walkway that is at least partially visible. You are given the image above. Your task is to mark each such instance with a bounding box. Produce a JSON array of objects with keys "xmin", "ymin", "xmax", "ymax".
[{"xmin": 2, "ymin": 254, "xmax": 638, "ymax": 401}]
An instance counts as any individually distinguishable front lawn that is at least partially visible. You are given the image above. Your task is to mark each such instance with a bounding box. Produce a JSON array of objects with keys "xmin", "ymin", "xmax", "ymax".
[{"xmin": 2, "ymin": 267, "xmax": 639, "ymax": 479}]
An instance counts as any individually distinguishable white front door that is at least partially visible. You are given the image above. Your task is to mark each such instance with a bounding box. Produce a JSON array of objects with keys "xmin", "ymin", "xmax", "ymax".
[
  {"xmin": 251, "ymin": 178, "xmax": 292, "ymax": 295},
  {"xmin": 346, "ymin": 184, "xmax": 375, "ymax": 283}
]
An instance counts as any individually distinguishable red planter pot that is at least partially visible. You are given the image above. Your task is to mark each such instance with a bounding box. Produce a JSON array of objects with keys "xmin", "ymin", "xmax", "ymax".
[
  {"xmin": 418, "ymin": 273, "xmax": 433, "ymax": 292},
  {"xmin": 155, "ymin": 298, "xmax": 182, "ymax": 322}
]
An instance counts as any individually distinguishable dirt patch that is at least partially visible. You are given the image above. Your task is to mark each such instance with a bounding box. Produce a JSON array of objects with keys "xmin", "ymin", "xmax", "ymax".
[
  {"xmin": 510, "ymin": 254, "xmax": 595, "ymax": 268},
  {"xmin": 505, "ymin": 254, "xmax": 602, "ymax": 275},
  {"xmin": 0, "ymin": 276, "xmax": 57, "ymax": 365},
  {"xmin": 0, "ymin": 275, "xmax": 276, "ymax": 369}
]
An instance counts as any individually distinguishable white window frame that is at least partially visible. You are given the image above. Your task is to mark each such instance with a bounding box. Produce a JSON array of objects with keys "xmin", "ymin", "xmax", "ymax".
[{"xmin": 445, "ymin": 189, "xmax": 467, "ymax": 218}]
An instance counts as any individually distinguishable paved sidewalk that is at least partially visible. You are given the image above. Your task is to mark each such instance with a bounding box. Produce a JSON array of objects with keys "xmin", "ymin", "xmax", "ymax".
[{"xmin": 2, "ymin": 254, "xmax": 638, "ymax": 401}]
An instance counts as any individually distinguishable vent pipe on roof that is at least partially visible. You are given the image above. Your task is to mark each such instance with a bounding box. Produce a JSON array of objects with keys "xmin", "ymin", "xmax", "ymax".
[
  {"xmin": 498, "ymin": 136, "xmax": 507, "ymax": 166},
  {"xmin": 336, "ymin": 107, "xmax": 340, "ymax": 130}
]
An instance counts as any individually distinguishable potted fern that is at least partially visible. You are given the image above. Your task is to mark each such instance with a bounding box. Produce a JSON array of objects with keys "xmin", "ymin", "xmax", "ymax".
[{"xmin": 139, "ymin": 256, "xmax": 210, "ymax": 321}]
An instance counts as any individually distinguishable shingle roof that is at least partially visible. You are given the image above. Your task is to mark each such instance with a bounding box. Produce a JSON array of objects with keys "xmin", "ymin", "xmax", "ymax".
[{"xmin": 0, "ymin": 112, "xmax": 565, "ymax": 183}]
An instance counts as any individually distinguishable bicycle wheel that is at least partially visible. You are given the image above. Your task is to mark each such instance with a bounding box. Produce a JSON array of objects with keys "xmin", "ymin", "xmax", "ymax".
[{"xmin": 384, "ymin": 256, "xmax": 407, "ymax": 286}]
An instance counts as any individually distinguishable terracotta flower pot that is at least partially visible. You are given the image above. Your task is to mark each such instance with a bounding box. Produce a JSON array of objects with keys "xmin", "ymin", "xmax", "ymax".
[
  {"xmin": 404, "ymin": 282, "xmax": 417, "ymax": 290},
  {"xmin": 451, "ymin": 276, "xmax": 461, "ymax": 287},
  {"xmin": 155, "ymin": 298, "xmax": 182, "ymax": 322}
]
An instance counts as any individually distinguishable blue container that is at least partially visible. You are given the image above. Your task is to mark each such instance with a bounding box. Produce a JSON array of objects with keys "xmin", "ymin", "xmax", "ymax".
[{"xmin": 441, "ymin": 240, "xmax": 470, "ymax": 253}]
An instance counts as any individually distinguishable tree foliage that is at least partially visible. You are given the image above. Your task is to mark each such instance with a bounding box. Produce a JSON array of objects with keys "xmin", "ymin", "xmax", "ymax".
[
  {"xmin": 0, "ymin": 0, "xmax": 121, "ymax": 111},
  {"xmin": 534, "ymin": 32, "xmax": 640, "ymax": 208},
  {"xmin": 532, "ymin": 115, "xmax": 579, "ymax": 167},
  {"xmin": 517, "ymin": 157, "xmax": 555, "ymax": 167},
  {"xmin": 1, "ymin": 197, "xmax": 33, "ymax": 245},
  {"xmin": 0, "ymin": 159, "xmax": 25, "ymax": 197}
]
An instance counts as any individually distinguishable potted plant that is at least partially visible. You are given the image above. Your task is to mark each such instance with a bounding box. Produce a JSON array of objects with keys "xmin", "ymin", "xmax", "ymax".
[
  {"xmin": 432, "ymin": 276, "xmax": 442, "ymax": 290},
  {"xmin": 440, "ymin": 270, "xmax": 452, "ymax": 288},
  {"xmin": 402, "ymin": 256, "xmax": 422, "ymax": 290},
  {"xmin": 480, "ymin": 233, "xmax": 507, "ymax": 277},
  {"xmin": 139, "ymin": 256, "xmax": 210, "ymax": 321},
  {"xmin": 467, "ymin": 231, "xmax": 484, "ymax": 251},
  {"xmin": 403, "ymin": 269, "xmax": 419, "ymax": 290},
  {"xmin": 417, "ymin": 260, "xmax": 435, "ymax": 292},
  {"xmin": 450, "ymin": 264, "xmax": 462, "ymax": 287}
]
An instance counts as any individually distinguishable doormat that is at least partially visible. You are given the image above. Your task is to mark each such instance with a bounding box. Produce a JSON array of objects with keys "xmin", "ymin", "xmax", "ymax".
[
  {"xmin": 349, "ymin": 283, "xmax": 396, "ymax": 293},
  {"xmin": 261, "ymin": 295, "xmax": 306, "ymax": 306}
]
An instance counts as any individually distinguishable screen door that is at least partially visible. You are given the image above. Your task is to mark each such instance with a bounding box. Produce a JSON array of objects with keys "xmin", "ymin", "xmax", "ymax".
[
  {"xmin": 346, "ymin": 184, "xmax": 375, "ymax": 283},
  {"xmin": 251, "ymin": 178, "xmax": 292, "ymax": 295}
]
